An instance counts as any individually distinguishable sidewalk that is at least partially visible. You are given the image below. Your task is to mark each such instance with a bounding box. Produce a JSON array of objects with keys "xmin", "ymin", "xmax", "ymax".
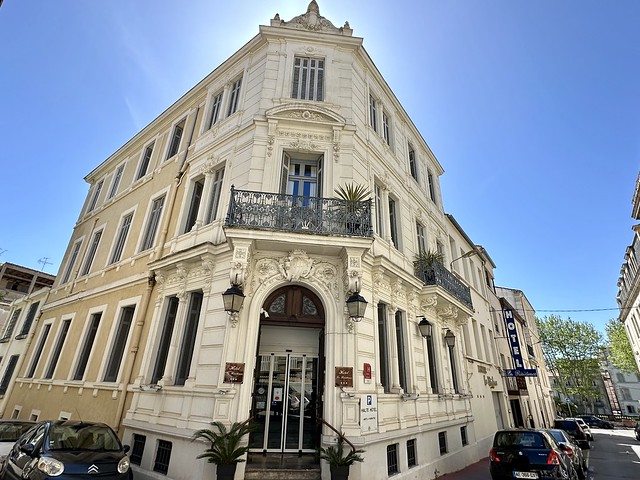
[{"xmin": 439, "ymin": 457, "xmax": 490, "ymax": 480}]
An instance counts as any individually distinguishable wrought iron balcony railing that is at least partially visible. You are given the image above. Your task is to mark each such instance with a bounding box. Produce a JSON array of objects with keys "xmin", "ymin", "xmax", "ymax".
[
  {"xmin": 225, "ymin": 187, "xmax": 373, "ymax": 237},
  {"xmin": 414, "ymin": 260, "xmax": 473, "ymax": 309}
]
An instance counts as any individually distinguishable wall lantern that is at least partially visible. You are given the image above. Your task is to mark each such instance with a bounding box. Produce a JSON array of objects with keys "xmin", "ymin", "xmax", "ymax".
[
  {"xmin": 222, "ymin": 284, "xmax": 245, "ymax": 314},
  {"xmin": 346, "ymin": 291, "xmax": 368, "ymax": 321},
  {"xmin": 444, "ymin": 329, "xmax": 456, "ymax": 348},
  {"xmin": 418, "ymin": 317, "xmax": 433, "ymax": 338}
]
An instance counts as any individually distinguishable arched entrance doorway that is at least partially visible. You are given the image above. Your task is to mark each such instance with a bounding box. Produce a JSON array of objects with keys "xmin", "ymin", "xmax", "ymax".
[{"xmin": 249, "ymin": 285, "xmax": 325, "ymax": 454}]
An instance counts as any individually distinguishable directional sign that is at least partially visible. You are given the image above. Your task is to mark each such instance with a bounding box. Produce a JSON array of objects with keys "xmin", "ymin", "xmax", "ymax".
[{"xmin": 504, "ymin": 369, "xmax": 537, "ymax": 377}]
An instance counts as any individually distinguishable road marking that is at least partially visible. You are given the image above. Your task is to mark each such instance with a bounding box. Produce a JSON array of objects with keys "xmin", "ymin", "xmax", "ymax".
[{"xmin": 618, "ymin": 444, "xmax": 640, "ymax": 461}]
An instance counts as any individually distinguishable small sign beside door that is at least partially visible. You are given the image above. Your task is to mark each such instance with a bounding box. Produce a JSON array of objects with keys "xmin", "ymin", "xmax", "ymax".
[
  {"xmin": 360, "ymin": 394, "xmax": 378, "ymax": 434},
  {"xmin": 224, "ymin": 362, "xmax": 245, "ymax": 384},
  {"xmin": 335, "ymin": 367, "xmax": 353, "ymax": 387}
]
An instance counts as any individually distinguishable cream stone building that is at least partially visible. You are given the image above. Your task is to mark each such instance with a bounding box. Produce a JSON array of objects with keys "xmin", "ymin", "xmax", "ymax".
[{"xmin": 1, "ymin": 3, "xmax": 554, "ymax": 479}]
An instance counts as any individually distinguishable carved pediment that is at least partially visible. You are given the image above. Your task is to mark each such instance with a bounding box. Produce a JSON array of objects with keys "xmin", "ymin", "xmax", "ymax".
[
  {"xmin": 266, "ymin": 104, "xmax": 346, "ymax": 127},
  {"xmin": 271, "ymin": 1, "xmax": 352, "ymax": 36}
]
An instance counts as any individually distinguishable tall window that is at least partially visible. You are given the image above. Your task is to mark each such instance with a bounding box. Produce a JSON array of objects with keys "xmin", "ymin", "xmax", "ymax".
[
  {"xmin": 416, "ymin": 223, "xmax": 427, "ymax": 254},
  {"xmin": 136, "ymin": 143, "xmax": 154, "ymax": 180},
  {"xmin": 206, "ymin": 91, "xmax": 223, "ymax": 129},
  {"xmin": 383, "ymin": 112, "xmax": 391, "ymax": 145},
  {"xmin": 80, "ymin": 230, "xmax": 102, "ymax": 276},
  {"xmin": 388, "ymin": 197, "xmax": 399, "ymax": 248},
  {"xmin": 386, "ymin": 444, "xmax": 399, "ymax": 475},
  {"xmin": 205, "ymin": 167, "xmax": 225, "ymax": 224},
  {"xmin": 153, "ymin": 440, "xmax": 172, "ymax": 474},
  {"xmin": 107, "ymin": 164, "xmax": 125, "ymax": 199},
  {"xmin": 166, "ymin": 120, "xmax": 185, "ymax": 160},
  {"xmin": 227, "ymin": 78, "xmax": 242, "ymax": 116},
  {"xmin": 377, "ymin": 303, "xmax": 390, "ymax": 393},
  {"xmin": 1, "ymin": 309, "xmax": 21, "ymax": 341},
  {"xmin": 17, "ymin": 302, "xmax": 40, "ymax": 338},
  {"xmin": 369, "ymin": 94, "xmax": 378, "ymax": 132},
  {"xmin": 110, "ymin": 213, "xmax": 133, "ymax": 265},
  {"xmin": 44, "ymin": 319, "xmax": 71, "ymax": 379},
  {"xmin": 425, "ymin": 328, "xmax": 439, "ymax": 393},
  {"xmin": 438, "ymin": 432, "xmax": 448, "ymax": 455},
  {"xmin": 448, "ymin": 334, "xmax": 460, "ymax": 394},
  {"xmin": 282, "ymin": 153, "xmax": 322, "ymax": 200},
  {"xmin": 87, "ymin": 180, "xmax": 103, "ymax": 213},
  {"xmin": 183, "ymin": 179, "xmax": 204, "ymax": 234},
  {"xmin": 408, "ymin": 144, "xmax": 417, "ymax": 180},
  {"xmin": 0, "ymin": 355, "xmax": 19, "ymax": 395},
  {"xmin": 73, "ymin": 312, "xmax": 101, "ymax": 381},
  {"xmin": 292, "ymin": 57, "xmax": 324, "ymax": 101},
  {"xmin": 61, "ymin": 241, "xmax": 82, "ymax": 284},
  {"xmin": 374, "ymin": 184, "xmax": 383, "ymax": 236},
  {"xmin": 104, "ymin": 306, "xmax": 135, "ymax": 382},
  {"xmin": 461, "ymin": 426, "xmax": 468, "ymax": 446},
  {"xmin": 175, "ymin": 292, "xmax": 203, "ymax": 386},
  {"xmin": 151, "ymin": 297, "xmax": 179, "ymax": 384},
  {"xmin": 395, "ymin": 310, "xmax": 409, "ymax": 392},
  {"xmin": 141, "ymin": 195, "xmax": 166, "ymax": 251},
  {"xmin": 130, "ymin": 434, "xmax": 146, "ymax": 465},
  {"xmin": 427, "ymin": 169, "xmax": 436, "ymax": 202},
  {"xmin": 25, "ymin": 324, "xmax": 51, "ymax": 378},
  {"xmin": 407, "ymin": 439, "xmax": 417, "ymax": 467}
]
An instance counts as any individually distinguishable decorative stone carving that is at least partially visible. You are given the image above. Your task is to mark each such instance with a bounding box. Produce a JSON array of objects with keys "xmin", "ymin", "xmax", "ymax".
[
  {"xmin": 266, "ymin": 135, "xmax": 275, "ymax": 157},
  {"xmin": 279, "ymin": 250, "xmax": 315, "ymax": 281},
  {"xmin": 288, "ymin": 110, "xmax": 325, "ymax": 121},
  {"xmin": 313, "ymin": 262, "xmax": 339, "ymax": 300},
  {"xmin": 274, "ymin": 1, "xmax": 348, "ymax": 35},
  {"xmin": 437, "ymin": 305, "xmax": 459, "ymax": 321}
]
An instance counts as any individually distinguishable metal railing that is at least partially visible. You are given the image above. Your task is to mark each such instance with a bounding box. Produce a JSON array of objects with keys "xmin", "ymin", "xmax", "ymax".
[
  {"xmin": 414, "ymin": 261, "xmax": 473, "ymax": 309},
  {"xmin": 225, "ymin": 187, "xmax": 373, "ymax": 237}
]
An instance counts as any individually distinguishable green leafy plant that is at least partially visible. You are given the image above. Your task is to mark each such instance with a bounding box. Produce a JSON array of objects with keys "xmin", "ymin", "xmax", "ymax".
[
  {"xmin": 334, "ymin": 183, "xmax": 370, "ymax": 202},
  {"xmin": 415, "ymin": 250, "xmax": 444, "ymax": 267},
  {"xmin": 192, "ymin": 420, "xmax": 255, "ymax": 465},
  {"xmin": 319, "ymin": 438, "xmax": 365, "ymax": 466}
]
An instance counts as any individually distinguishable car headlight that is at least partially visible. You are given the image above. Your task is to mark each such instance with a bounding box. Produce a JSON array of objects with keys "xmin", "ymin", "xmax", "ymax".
[
  {"xmin": 37, "ymin": 457, "xmax": 64, "ymax": 476},
  {"xmin": 118, "ymin": 456, "xmax": 130, "ymax": 474}
]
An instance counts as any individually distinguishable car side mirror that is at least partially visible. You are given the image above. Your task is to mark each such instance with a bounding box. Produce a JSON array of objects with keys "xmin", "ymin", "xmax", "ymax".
[
  {"xmin": 20, "ymin": 444, "xmax": 35, "ymax": 456},
  {"xmin": 557, "ymin": 443, "xmax": 567, "ymax": 451},
  {"xmin": 123, "ymin": 445, "xmax": 130, "ymax": 454}
]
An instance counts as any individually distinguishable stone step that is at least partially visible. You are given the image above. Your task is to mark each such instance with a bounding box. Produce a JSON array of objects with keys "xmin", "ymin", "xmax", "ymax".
[{"xmin": 244, "ymin": 468, "xmax": 321, "ymax": 480}]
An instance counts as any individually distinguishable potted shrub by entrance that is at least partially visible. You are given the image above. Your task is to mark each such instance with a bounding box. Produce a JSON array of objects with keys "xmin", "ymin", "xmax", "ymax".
[
  {"xmin": 192, "ymin": 420, "xmax": 255, "ymax": 480},
  {"xmin": 319, "ymin": 438, "xmax": 364, "ymax": 480}
]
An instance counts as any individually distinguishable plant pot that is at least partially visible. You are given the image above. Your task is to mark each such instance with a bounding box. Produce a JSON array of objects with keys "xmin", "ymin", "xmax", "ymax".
[
  {"xmin": 330, "ymin": 464, "xmax": 350, "ymax": 480},
  {"xmin": 216, "ymin": 463, "xmax": 237, "ymax": 480}
]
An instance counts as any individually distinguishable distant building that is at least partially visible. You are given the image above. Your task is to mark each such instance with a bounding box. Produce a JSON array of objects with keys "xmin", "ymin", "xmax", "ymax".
[{"xmin": 601, "ymin": 351, "xmax": 640, "ymax": 417}]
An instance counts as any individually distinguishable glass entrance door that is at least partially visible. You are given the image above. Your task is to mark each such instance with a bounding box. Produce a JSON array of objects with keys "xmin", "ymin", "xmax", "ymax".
[{"xmin": 250, "ymin": 354, "xmax": 318, "ymax": 453}]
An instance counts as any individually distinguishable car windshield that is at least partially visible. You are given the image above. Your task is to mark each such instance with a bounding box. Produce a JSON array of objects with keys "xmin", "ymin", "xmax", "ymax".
[
  {"xmin": 0, "ymin": 422, "xmax": 34, "ymax": 442},
  {"xmin": 555, "ymin": 420, "xmax": 578, "ymax": 431},
  {"xmin": 48, "ymin": 424, "xmax": 121, "ymax": 452},
  {"xmin": 494, "ymin": 431, "xmax": 547, "ymax": 448},
  {"xmin": 547, "ymin": 429, "xmax": 568, "ymax": 443}
]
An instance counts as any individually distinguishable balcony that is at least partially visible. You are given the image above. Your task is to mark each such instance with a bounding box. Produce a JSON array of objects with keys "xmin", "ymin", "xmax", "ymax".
[
  {"xmin": 414, "ymin": 261, "xmax": 473, "ymax": 310},
  {"xmin": 225, "ymin": 187, "xmax": 373, "ymax": 237}
]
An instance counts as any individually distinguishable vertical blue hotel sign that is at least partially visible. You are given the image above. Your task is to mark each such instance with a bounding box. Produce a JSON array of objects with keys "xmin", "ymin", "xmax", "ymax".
[{"xmin": 503, "ymin": 308, "xmax": 525, "ymax": 370}]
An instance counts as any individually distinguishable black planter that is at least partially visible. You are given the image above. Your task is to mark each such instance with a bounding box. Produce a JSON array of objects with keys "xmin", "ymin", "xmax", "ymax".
[
  {"xmin": 216, "ymin": 463, "xmax": 237, "ymax": 480},
  {"xmin": 330, "ymin": 464, "xmax": 351, "ymax": 480}
]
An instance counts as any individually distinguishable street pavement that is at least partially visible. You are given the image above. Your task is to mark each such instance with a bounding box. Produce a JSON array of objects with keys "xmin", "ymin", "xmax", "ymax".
[{"xmin": 440, "ymin": 457, "xmax": 489, "ymax": 480}]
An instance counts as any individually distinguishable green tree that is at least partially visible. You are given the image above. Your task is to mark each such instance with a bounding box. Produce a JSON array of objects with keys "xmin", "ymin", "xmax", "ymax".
[
  {"xmin": 605, "ymin": 319, "xmax": 639, "ymax": 373},
  {"xmin": 536, "ymin": 315, "xmax": 605, "ymax": 413}
]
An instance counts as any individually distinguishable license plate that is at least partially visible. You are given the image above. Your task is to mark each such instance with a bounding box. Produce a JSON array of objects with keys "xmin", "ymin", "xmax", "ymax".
[{"xmin": 513, "ymin": 473, "xmax": 538, "ymax": 479}]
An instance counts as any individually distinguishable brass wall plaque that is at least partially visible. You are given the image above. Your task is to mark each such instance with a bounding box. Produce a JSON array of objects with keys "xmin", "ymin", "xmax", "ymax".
[
  {"xmin": 335, "ymin": 367, "xmax": 354, "ymax": 387},
  {"xmin": 224, "ymin": 362, "xmax": 245, "ymax": 384}
]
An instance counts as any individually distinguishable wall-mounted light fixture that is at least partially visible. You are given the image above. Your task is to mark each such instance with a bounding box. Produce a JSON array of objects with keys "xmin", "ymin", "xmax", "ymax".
[
  {"xmin": 418, "ymin": 317, "xmax": 433, "ymax": 338},
  {"xmin": 222, "ymin": 283, "xmax": 245, "ymax": 314},
  {"xmin": 444, "ymin": 329, "xmax": 456, "ymax": 348},
  {"xmin": 346, "ymin": 291, "xmax": 367, "ymax": 321}
]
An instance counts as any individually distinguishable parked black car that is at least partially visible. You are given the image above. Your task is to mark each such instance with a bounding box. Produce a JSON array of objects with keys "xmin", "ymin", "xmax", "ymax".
[
  {"xmin": 577, "ymin": 415, "xmax": 614, "ymax": 429},
  {"xmin": 553, "ymin": 418, "xmax": 590, "ymax": 449},
  {"xmin": 0, "ymin": 420, "xmax": 36, "ymax": 463},
  {"xmin": 634, "ymin": 421, "xmax": 640, "ymax": 441},
  {"xmin": 544, "ymin": 428, "xmax": 587, "ymax": 479},
  {"xmin": 490, "ymin": 429, "xmax": 578, "ymax": 480},
  {"xmin": 1, "ymin": 420, "xmax": 132, "ymax": 479}
]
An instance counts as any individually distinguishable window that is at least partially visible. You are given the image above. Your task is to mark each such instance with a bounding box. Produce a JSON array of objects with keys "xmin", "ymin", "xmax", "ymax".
[
  {"xmin": 104, "ymin": 306, "xmax": 135, "ymax": 382},
  {"xmin": 388, "ymin": 197, "xmax": 399, "ymax": 248},
  {"xmin": 166, "ymin": 120, "xmax": 185, "ymax": 160},
  {"xmin": 183, "ymin": 179, "xmax": 204, "ymax": 234},
  {"xmin": 141, "ymin": 195, "xmax": 166, "ymax": 251},
  {"xmin": 427, "ymin": 169, "xmax": 436, "ymax": 202},
  {"xmin": 369, "ymin": 94, "xmax": 378, "ymax": 132},
  {"xmin": 107, "ymin": 164, "xmax": 125, "ymax": 199},
  {"xmin": 110, "ymin": 213, "xmax": 133, "ymax": 265},
  {"xmin": 377, "ymin": 303, "xmax": 391, "ymax": 393},
  {"xmin": 408, "ymin": 144, "xmax": 417, "ymax": 180},
  {"xmin": 447, "ymin": 334, "xmax": 460, "ymax": 394},
  {"xmin": 206, "ymin": 91, "xmax": 223, "ymax": 129},
  {"xmin": 131, "ymin": 434, "xmax": 146, "ymax": 465},
  {"xmin": 227, "ymin": 78, "xmax": 242, "ymax": 116},
  {"xmin": 44, "ymin": 319, "xmax": 71, "ymax": 379},
  {"xmin": 387, "ymin": 443, "xmax": 399, "ymax": 475},
  {"xmin": 1, "ymin": 309, "xmax": 21, "ymax": 341},
  {"xmin": 61, "ymin": 241, "xmax": 82, "ymax": 284},
  {"xmin": 461, "ymin": 426, "xmax": 468, "ymax": 446},
  {"xmin": 154, "ymin": 440, "xmax": 172, "ymax": 474},
  {"xmin": 281, "ymin": 152, "xmax": 323, "ymax": 199},
  {"xmin": 80, "ymin": 230, "xmax": 102, "ymax": 276},
  {"xmin": 416, "ymin": 223, "xmax": 427, "ymax": 254},
  {"xmin": 136, "ymin": 143, "xmax": 154, "ymax": 180},
  {"xmin": 0, "ymin": 355, "xmax": 19, "ymax": 395},
  {"xmin": 374, "ymin": 184, "xmax": 383, "ymax": 236},
  {"xmin": 425, "ymin": 327, "xmax": 439, "ymax": 393},
  {"xmin": 25, "ymin": 324, "xmax": 51, "ymax": 378},
  {"xmin": 292, "ymin": 57, "xmax": 324, "ymax": 101},
  {"xmin": 407, "ymin": 439, "xmax": 417, "ymax": 467},
  {"xmin": 73, "ymin": 312, "xmax": 101, "ymax": 381},
  {"xmin": 17, "ymin": 302, "xmax": 40, "ymax": 338},
  {"xmin": 175, "ymin": 292, "xmax": 203, "ymax": 385},
  {"xmin": 395, "ymin": 310, "xmax": 409, "ymax": 392},
  {"xmin": 383, "ymin": 112, "xmax": 391, "ymax": 145},
  {"xmin": 87, "ymin": 180, "xmax": 103, "ymax": 213},
  {"xmin": 438, "ymin": 431, "xmax": 447, "ymax": 455},
  {"xmin": 151, "ymin": 297, "xmax": 179, "ymax": 384},
  {"xmin": 205, "ymin": 167, "xmax": 225, "ymax": 224}
]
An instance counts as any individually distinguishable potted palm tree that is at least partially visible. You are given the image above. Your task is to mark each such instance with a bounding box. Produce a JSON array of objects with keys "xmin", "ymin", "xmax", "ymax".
[
  {"xmin": 192, "ymin": 420, "xmax": 255, "ymax": 480},
  {"xmin": 334, "ymin": 183, "xmax": 370, "ymax": 234},
  {"xmin": 319, "ymin": 438, "xmax": 365, "ymax": 480}
]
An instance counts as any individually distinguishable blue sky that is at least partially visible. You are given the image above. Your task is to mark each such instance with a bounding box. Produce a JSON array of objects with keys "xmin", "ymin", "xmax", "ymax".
[{"xmin": 1, "ymin": 1, "xmax": 639, "ymax": 334}]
